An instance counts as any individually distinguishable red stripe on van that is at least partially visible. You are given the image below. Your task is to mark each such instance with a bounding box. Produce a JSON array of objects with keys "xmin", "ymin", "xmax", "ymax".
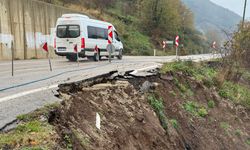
[{"xmin": 81, "ymin": 38, "xmax": 85, "ymax": 49}]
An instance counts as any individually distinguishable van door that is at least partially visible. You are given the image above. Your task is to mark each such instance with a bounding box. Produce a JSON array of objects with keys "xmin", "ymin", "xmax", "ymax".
[
  {"xmin": 56, "ymin": 24, "xmax": 81, "ymax": 53},
  {"xmin": 113, "ymin": 31, "xmax": 122, "ymax": 55}
]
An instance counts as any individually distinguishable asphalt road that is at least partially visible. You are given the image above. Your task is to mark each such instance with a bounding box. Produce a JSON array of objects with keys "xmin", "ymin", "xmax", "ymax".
[{"xmin": 0, "ymin": 54, "xmax": 219, "ymax": 130}]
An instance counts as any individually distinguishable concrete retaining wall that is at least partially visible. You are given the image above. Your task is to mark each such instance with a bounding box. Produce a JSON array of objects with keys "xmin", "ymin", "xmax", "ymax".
[{"xmin": 0, "ymin": 0, "xmax": 76, "ymax": 60}]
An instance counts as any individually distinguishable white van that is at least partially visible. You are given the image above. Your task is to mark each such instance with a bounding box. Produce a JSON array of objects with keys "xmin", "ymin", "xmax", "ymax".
[{"xmin": 54, "ymin": 14, "xmax": 123, "ymax": 61}]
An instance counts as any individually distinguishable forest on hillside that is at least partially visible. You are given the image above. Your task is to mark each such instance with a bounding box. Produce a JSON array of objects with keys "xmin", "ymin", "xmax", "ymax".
[{"xmin": 42, "ymin": 0, "xmax": 212, "ymax": 55}]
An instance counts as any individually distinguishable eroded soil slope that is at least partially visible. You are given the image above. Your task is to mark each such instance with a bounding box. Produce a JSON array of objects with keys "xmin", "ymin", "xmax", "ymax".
[
  {"xmin": 52, "ymin": 68, "xmax": 250, "ymax": 150},
  {"xmin": 54, "ymin": 75, "xmax": 183, "ymax": 150}
]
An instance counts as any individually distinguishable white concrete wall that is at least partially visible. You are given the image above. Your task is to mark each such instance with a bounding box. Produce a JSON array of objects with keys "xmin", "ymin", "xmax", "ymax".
[{"xmin": 0, "ymin": 0, "xmax": 75, "ymax": 60}]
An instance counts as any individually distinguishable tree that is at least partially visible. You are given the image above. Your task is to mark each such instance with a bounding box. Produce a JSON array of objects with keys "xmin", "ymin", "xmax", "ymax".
[{"xmin": 141, "ymin": 0, "xmax": 181, "ymax": 40}]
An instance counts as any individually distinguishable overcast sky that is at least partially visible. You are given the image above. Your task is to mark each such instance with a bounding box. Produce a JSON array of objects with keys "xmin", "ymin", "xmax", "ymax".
[{"xmin": 210, "ymin": 0, "xmax": 250, "ymax": 18}]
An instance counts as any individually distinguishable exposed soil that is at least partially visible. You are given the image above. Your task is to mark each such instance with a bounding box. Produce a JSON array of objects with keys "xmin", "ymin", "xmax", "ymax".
[{"xmin": 50, "ymin": 71, "xmax": 250, "ymax": 150}]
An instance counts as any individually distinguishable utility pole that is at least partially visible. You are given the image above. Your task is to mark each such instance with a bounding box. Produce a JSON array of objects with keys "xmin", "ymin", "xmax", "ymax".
[{"xmin": 242, "ymin": 0, "xmax": 248, "ymax": 26}]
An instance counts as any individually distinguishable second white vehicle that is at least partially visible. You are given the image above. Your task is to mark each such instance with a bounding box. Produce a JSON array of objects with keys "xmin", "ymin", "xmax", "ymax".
[{"xmin": 54, "ymin": 14, "xmax": 123, "ymax": 61}]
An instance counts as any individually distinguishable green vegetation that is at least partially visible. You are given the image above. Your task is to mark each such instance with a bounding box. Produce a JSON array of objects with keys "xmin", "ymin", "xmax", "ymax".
[
  {"xmin": 246, "ymin": 139, "xmax": 250, "ymax": 145},
  {"xmin": 235, "ymin": 129, "xmax": 242, "ymax": 136},
  {"xmin": 170, "ymin": 119, "xmax": 179, "ymax": 129},
  {"xmin": 0, "ymin": 121, "xmax": 55, "ymax": 149},
  {"xmin": 219, "ymin": 81, "xmax": 250, "ymax": 108},
  {"xmin": 220, "ymin": 122, "xmax": 230, "ymax": 134},
  {"xmin": 148, "ymin": 95, "xmax": 168, "ymax": 130},
  {"xmin": 183, "ymin": 101, "xmax": 208, "ymax": 118},
  {"xmin": 161, "ymin": 61, "xmax": 250, "ymax": 110},
  {"xmin": 64, "ymin": 135, "xmax": 73, "ymax": 150},
  {"xmin": 207, "ymin": 100, "xmax": 215, "ymax": 108},
  {"xmin": 17, "ymin": 103, "xmax": 60, "ymax": 122},
  {"xmin": 161, "ymin": 61, "xmax": 217, "ymax": 84},
  {"xmin": 161, "ymin": 61, "xmax": 218, "ymax": 100},
  {"xmin": 0, "ymin": 103, "xmax": 60, "ymax": 149}
]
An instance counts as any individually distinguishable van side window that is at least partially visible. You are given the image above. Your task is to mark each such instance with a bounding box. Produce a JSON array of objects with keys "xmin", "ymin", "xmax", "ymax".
[
  {"xmin": 114, "ymin": 31, "xmax": 120, "ymax": 41},
  {"xmin": 88, "ymin": 26, "xmax": 97, "ymax": 39},
  {"xmin": 87, "ymin": 26, "xmax": 108, "ymax": 40}
]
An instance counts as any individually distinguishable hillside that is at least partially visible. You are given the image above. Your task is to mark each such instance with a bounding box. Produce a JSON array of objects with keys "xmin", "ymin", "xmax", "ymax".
[
  {"xmin": 182, "ymin": 0, "xmax": 241, "ymax": 32},
  {"xmin": 39, "ymin": 0, "xmax": 211, "ymax": 55}
]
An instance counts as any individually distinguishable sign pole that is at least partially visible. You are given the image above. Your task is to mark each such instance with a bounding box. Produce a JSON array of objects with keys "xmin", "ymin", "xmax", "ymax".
[
  {"xmin": 42, "ymin": 42, "xmax": 52, "ymax": 71},
  {"xmin": 11, "ymin": 41, "xmax": 14, "ymax": 76},
  {"xmin": 176, "ymin": 46, "xmax": 178, "ymax": 60},
  {"xmin": 48, "ymin": 52, "xmax": 52, "ymax": 71},
  {"xmin": 109, "ymin": 50, "xmax": 111, "ymax": 63}
]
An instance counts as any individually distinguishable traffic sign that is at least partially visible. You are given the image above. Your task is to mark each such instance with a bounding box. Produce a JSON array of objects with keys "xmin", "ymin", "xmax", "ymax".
[
  {"xmin": 108, "ymin": 26, "xmax": 113, "ymax": 44},
  {"xmin": 42, "ymin": 42, "xmax": 48, "ymax": 52},
  {"xmin": 162, "ymin": 41, "xmax": 166, "ymax": 49},
  {"xmin": 212, "ymin": 41, "xmax": 216, "ymax": 49},
  {"xmin": 175, "ymin": 36, "xmax": 179, "ymax": 47}
]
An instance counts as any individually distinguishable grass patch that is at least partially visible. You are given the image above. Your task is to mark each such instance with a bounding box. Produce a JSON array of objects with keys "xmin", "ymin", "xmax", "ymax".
[
  {"xmin": 235, "ymin": 129, "xmax": 242, "ymax": 136},
  {"xmin": 148, "ymin": 95, "xmax": 168, "ymax": 130},
  {"xmin": 161, "ymin": 61, "xmax": 195, "ymax": 75},
  {"xmin": 0, "ymin": 103, "xmax": 60, "ymax": 149},
  {"xmin": 183, "ymin": 101, "xmax": 208, "ymax": 118},
  {"xmin": 208, "ymin": 100, "xmax": 215, "ymax": 108},
  {"xmin": 170, "ymin": 119, "xmax": 179, "ymax": 129},
  {"xmin": 17, "ymin": 103, "xmax": 60, "ymax": 122},
  {"xmin": 161, "ymin": 61, "xmax": 217, "ymax": 88},
  {"xmin": 220, "ymin": 122, "xmax": 230, "ymax": 134},
  {"xmin": 0, "ymin": 121, "xmax": 55, "ymax": 149},
  {"xmin": 219, "ymin": 81, "xmax": 250, "ymax": 108}
]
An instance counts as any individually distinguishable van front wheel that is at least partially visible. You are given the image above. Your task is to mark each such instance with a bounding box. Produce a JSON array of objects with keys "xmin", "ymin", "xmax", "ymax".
[{"xmin": 117, "ymin": 49, "xmax": 123, "ymax": 60}]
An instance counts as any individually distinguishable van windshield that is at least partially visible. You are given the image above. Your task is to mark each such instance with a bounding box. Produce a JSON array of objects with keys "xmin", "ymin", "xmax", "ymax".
[{"xmin": 57, "ymin": 25, "xmax": 80, "ymax": 38}]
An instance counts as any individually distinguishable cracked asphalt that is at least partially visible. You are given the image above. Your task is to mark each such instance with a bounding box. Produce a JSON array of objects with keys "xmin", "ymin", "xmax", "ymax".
[{"xmin": 0, "ymin": 54, "xmax": 219, "ymax": 129}]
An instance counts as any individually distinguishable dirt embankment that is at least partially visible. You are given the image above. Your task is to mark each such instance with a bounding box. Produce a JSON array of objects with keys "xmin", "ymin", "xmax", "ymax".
[{"xmin": 50, "ymin": 70, "xmax": 250, "ymax": 150}]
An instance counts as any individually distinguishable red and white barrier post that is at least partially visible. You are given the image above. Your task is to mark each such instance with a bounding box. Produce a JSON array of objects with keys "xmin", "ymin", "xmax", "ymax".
[
  {"xmin": 175, "ymin": 35, "xmax": 179, "ymax": 60},
  {"xmin": 42, "ymin": 42, "xmax": 52, "ymax": 71},
  {"xmin": 162, "ymin": 41, "xmax": 166, "ymax": 52},
  {"xmin": 108, "ymin": 25, "xmax": 113, "ymax": 63}
]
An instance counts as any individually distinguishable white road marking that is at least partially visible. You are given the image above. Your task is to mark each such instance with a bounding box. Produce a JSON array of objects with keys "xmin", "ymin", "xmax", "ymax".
[{"xmin": 0, "ymin": 84, "xmax": 58, "ymax": 103}]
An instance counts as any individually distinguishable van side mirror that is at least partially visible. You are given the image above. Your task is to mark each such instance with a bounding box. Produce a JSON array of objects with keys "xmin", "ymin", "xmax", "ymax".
[{"xmin": 117, "ymin": 37, "xmax": 121, "ymax": 41}]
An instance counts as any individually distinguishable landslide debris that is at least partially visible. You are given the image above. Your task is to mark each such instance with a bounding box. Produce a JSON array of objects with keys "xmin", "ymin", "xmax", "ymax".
[{"xmin": 52, "ymin": 62, "xmax": 250, "ymax": 150}]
